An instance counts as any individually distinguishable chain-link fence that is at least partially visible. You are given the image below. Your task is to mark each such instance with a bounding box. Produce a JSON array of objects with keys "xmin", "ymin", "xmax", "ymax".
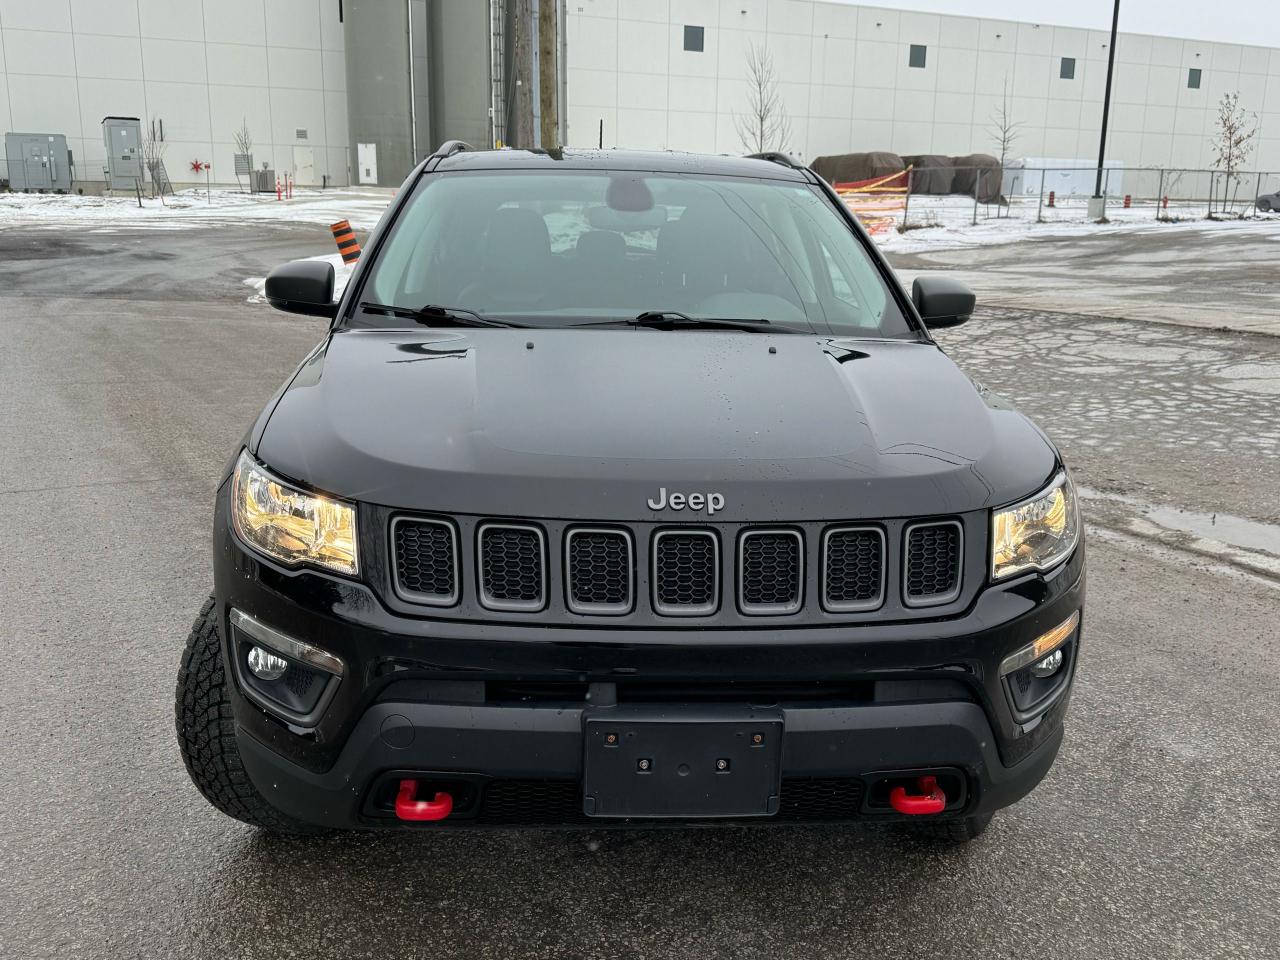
[{"xmin": 896, "ymin": 165, "xmax": 1280, "ymax": 232}]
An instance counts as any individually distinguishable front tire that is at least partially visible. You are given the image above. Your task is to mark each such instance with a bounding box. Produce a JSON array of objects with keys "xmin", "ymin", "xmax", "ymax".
[{"xmin": 175, "ymin": 595, "xmax": 324, "ymax": 835}]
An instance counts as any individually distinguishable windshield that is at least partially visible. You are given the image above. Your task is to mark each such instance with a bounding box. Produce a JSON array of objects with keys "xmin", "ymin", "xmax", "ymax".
[{"xmin": 351, "ymin": 169, "xmax": 915, "ymax": 337}]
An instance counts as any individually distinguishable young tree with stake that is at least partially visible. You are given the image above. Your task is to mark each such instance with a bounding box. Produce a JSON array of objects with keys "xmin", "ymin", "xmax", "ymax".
[
  {"xmin": 735, "ymin": 42, "xmax": 792, "ymax": 155},
  {"xmin": 141, "ymin": 117, "xmax": 169, "ymax": 201},
  {"xmin": 1210, "ymin": 92, "xmax": 1257, "ymax": 217},
  {"xmin": 233, "ymin": 119, "xmax": 254, "ymax": 193},
  {"xmin": 987, "ymin": 75, "xmax": 1021, "ymax": 217}
]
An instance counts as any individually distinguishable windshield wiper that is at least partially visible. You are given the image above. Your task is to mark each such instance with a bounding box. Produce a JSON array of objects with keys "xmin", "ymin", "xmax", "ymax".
[
  {"xmin": 358, "ymin": 302, "xmax": 525, "ymax": 328},
  {"xmin": 580, "ymin": 311, "xmax": 787, "ymax": 333}
]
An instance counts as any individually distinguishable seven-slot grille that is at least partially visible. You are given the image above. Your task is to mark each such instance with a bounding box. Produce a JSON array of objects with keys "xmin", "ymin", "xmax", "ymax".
[
  {"xmin": 391, "ymin": 517, "xmax": 459, "ymax": 605},
  {"xmin": 390, "ymin": 518, "xmax": 966, "ymax": 617},
  {"xmin": 652, "ymin": 530, "xmax": 719, "ymax": 616},
  {"xmin": 565, "ymin": 529, "xmax": 633, "ymax": 614},
  {"xmin": 903, "ymin": 520, "xmax": 963, "ymax": 606},
  {"xmin": 738, "ymin": 529, "xmax": 803, "ymax": 615},
  {"xmin": 822, "ymin": 527, "xmax": 885, "ymax": 612},
  {"xmin": 478, "ymin": 523, "xmax": 546, "ymax": 611}
]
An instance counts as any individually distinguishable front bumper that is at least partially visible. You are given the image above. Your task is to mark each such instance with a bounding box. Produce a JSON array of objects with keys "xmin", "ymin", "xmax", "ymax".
[{"xmin": 214, "ymin": 492, "xmax": 1084, "ymax": 829}]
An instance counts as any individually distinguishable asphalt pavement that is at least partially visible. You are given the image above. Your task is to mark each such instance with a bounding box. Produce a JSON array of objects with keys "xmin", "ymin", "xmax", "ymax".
[{"xmin": 0, "ymin": 222, "xmax": 1276, "ymax": 959}]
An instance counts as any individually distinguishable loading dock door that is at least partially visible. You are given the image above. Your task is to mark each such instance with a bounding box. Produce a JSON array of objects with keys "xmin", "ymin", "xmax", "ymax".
[{"xmin": 357, "ymin": 142, "xmax": 378, "ymax": 185}]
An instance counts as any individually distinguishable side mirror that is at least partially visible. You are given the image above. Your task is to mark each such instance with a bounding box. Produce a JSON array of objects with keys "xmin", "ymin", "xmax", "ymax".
[
  {"xmin": 912, "ymin": 276, "xmax": 975, "ymax": 329},
  {"xmin": 265, "ymin": 260, "xmax": 337, "ymax": 318}
]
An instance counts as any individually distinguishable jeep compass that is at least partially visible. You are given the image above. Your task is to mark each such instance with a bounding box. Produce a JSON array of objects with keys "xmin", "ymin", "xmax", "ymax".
[{"xmin": 176, "ymin": 144, "xmax": 1084, "ymax": 841}]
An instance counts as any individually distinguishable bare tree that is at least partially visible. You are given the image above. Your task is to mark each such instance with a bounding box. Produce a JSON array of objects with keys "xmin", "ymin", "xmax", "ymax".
[
  {"xmin": 735, "ymin": 42, "xmax": 792, "ymax": 155},
  {"xmin": 141, "ymin": 117, "xmax": 169, "ymax": 200},
  {"xmin": 987, "ymin": 75, "xmax": 1021, "ymax": 216},
  {"xmin": 1210, "ymin": 91, "xmax": 1257, "ymax": 216},
  {"xmin": 233, "ymin": 118, "xmax": 253, "ymax": 192}
]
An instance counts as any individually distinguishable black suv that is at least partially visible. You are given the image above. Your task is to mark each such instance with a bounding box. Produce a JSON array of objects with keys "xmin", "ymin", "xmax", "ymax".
[{"xmin": 176, "ymin": 144, "xmax": 1083, "ymax": 841}]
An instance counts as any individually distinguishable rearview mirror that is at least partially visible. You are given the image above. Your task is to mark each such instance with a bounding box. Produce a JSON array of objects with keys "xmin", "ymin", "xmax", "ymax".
[
  {"xmin": 265, "ymin": 260, "xmax": 337, "ymax": 318},
  {"xmin": 911, "ymin": 276, "xmax": 975, "ymax": 329}
]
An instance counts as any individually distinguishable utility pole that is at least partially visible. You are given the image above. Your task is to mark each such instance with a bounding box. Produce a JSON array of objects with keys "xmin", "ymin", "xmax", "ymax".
[
  {"xmin": 510, "ymin": 0, "xmax": 535, "ymax": 148},
  {"xmin": 1090, "ymin": 0, "xmax": 1121, "ymax": 219},
  {"xmin": 538, "ymin": 0, "xmax": 559, "ymax": 150}
]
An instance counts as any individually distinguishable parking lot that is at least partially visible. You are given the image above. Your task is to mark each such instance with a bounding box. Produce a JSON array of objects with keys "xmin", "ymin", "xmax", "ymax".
[{"xmin": 1, "ymin": 218, "xmax": 1277, "ymax": 959}]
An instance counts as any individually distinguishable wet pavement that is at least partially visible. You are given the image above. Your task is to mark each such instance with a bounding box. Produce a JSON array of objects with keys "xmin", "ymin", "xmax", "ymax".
[
  {"xmin": 891, "ymin": 223, "xmax": 1280, "ymax": 334},
  {"xmin": 933, "ymin": 309, "xmax": 1280, "ymax": 524},
  {"xmin": 1, "ymin": 223, "xmax": 1277, "ymax": 959}
]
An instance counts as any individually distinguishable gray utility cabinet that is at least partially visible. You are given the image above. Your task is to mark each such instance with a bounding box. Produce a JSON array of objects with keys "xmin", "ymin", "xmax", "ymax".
[
  {"xmin": 102, "ymin": 116, "xmax": 143, "ymax": 188},
  {"xmin": 4, "ymin": 133, "xmax": 73, "ymax": 191}
]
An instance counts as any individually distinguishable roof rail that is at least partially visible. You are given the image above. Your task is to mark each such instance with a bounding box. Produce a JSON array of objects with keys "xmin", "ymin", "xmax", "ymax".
[
  {"xmin": 745, "ymin": 151, "xmax": 803, "ymax": 169},
  {"xmin": 434, "ymin": 140, "xmax": 474, "ymax": 159}
]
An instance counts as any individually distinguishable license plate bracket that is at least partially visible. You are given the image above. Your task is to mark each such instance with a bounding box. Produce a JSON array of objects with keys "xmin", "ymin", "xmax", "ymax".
[{"xmin": 583, "ymin": 707, "xmax": 783, "ymax": 818}]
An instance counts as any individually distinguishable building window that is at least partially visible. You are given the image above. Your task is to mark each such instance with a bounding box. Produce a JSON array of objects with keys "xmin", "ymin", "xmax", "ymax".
[
  {"xmin": 1187, "ymin": 67, "xmax": 1201, "ymax": 89},
  {"xmin": 1060, "ymin": 57, "xmax": 1075, "ymax": 79},
  {"xmin": 908, "ymin": 44, "xmax": 926, "ymax": 69},
  {"xmin": 683, "ymin": 25, "xmax": 704, "ymax": 52}
]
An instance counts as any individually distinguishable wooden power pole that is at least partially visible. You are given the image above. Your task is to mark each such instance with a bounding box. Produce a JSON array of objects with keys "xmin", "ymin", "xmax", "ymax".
[{"xmin": 538, "ymin": 0, "xmax": 559, "ymax": 150}]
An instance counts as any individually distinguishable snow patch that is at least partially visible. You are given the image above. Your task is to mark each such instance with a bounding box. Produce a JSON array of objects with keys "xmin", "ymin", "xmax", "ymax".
[{"xmin": 0, "ymin": 187, "xmax": 392, "ymax": 231}]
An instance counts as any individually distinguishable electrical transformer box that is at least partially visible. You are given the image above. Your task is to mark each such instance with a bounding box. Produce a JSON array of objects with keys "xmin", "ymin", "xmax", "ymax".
[
  {"xmin": 102, "ymin": 116, "xmax": 144, "ymax": 188},
  {"xmin": 4, "ymin": 133, "xmax": 73, "ymax": 192}
]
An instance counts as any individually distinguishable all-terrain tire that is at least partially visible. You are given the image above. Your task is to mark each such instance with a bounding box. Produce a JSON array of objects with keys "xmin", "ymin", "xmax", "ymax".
[
  {"xmin": 910, "ymin": 813, "xmax": 994, "ymax": 843},
  {"xmin": 175, "ymin": 595, "xmax": 324, "ymax": 835}
]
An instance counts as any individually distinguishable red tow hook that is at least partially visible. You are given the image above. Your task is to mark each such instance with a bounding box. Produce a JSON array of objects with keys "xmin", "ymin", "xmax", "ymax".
[
  {"xmin": 395, "ymin": 780, "xmax": 454, "ymax": 822},
  {"xmin": 889, "ymin": 775, "xmax": 947, "ymax": 815}
]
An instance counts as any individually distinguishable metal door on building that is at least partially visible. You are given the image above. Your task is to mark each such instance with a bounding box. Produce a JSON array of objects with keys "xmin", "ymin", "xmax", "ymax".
[
  {"xmin": 357, "ymin": 142, "xmax": 378, "ymax": 185},
  {"xmin": 293, "ymin": 145, "xmax": 315, "ymax": 186},
  {"xmin": 24, "ymin": 141, "xmax": 52, "ymax": 189}
]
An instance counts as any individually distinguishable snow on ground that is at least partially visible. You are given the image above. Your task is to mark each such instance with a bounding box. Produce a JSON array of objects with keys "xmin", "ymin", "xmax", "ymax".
[
  {"xmin": 6, "ymin": 184, "xmax": 1274, "ymax": 254},
  {"xmin": 0, "ymin": 186, "xmax": 394, "ymax": 231},
  {"xmin": 875, "ymin": 193, "xmax": 1280, "ymax": 253}
]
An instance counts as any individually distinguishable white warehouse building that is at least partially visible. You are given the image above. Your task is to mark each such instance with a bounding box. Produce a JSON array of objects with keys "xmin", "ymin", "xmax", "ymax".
[
  {"xmin": 0, "ymin": 0, "xmax": 350, "ymax": 187},
  {"xmin": 3, "ymin": 0, "xmax": 1278, "ymax": 191},
  {"xmin": 0, "ymin": 0, "xmax": 493, "ymax": 190},
  {"xmin": 564, "ymin": 0, "xmax": 1280, "ymax": 171}
]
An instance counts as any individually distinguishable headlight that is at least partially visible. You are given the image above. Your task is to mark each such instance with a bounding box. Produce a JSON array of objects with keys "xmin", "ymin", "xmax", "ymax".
[
  {"xmin": 991, "ymin": 471, "xmax": 1079, "ymax": 581},
  {"xmin": 231, "ymin": 451, "xmax": 359, "ymax": 576}
]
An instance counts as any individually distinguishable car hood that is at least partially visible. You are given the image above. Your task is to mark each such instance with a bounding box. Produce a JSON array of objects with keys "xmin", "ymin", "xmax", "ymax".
[{"xmin": 255, "ymin": 329, "xmax": 1057, "ymax": 521}]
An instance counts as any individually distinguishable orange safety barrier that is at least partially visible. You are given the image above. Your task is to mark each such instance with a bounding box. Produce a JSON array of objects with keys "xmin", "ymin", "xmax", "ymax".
[
  {"xmin": 831, "ymin": 168, "xmax": 911, "ymax": 235},
  {"xmin": 330, "ymin": 219, "xmax": 362, "ymax": 264}
]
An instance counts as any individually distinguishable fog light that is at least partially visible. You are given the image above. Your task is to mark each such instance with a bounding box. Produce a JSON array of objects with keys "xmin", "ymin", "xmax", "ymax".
[
  {"xmin": 247, "ymin": 645, "xmax": 288, "ymax": 681},
  {"xmin": 1030, "ymin": 649, "xmax": 1064, "ymax": 678},
  {"xmin": 999, "ymin": 610, "xmax": 1080, "ymax": 677}
]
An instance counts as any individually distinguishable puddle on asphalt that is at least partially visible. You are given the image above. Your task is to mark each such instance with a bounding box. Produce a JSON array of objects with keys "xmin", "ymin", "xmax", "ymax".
[
  {"xmin": 1139, "ymin": 504, "xmax": 1280, "ymax": 556},
  {"xmin": 1078, "ymin": 486, "xmax": 1280, "ymax": 558}
]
